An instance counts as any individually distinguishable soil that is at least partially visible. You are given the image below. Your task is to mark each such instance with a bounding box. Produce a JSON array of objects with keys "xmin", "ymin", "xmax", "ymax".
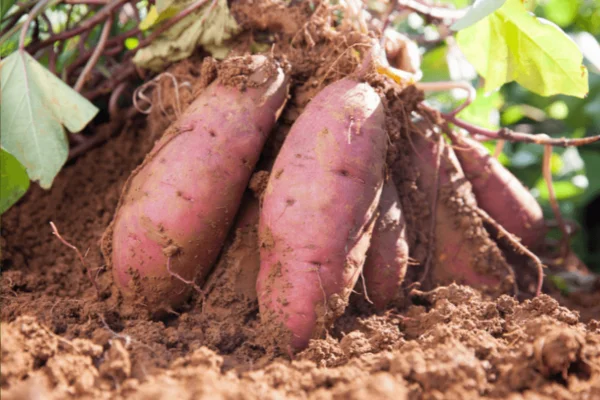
[{"xmin": 1, "ymin": 1, "xmax": 599, "ymax": 399}]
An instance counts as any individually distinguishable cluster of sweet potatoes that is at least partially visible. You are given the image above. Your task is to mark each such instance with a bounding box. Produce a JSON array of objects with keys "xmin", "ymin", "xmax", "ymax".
[{"xmin": 102, "ymin": 54, "xmax": 546, "ymax": 352}]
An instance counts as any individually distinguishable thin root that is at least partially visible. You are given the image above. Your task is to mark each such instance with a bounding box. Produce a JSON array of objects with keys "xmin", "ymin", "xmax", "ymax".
[
  {"xmin": 475, "ymin": 208, "xmax": 542, "ymax": 297},
  {"xmin": 50, "ymin": 221, "xmax": 100, "ymax": 298},
  {"xmin": 311, "ymin": 266, "xmax": 329, "ymax": 317},
  {"xmin": 317, "ymin": 42, "xmax": 372, "ymax": 90},
  {"xmin": 98, "ymin": 313, "xmax": 157, "ymax": 354},
  {"xmin": 359, "ymin": 266, "xmax": 374, "ymax": 305},
  {"xmin": 133, "ymin": 72, "xmax": 191, "ymax": 118},
  {"xmin": 166, "ymin": 257, "xmax": 204, "ymax": 296}
]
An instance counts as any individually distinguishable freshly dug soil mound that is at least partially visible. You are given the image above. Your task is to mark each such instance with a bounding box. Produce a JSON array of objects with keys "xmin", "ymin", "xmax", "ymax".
[{"xmin": 1, "ymin": 1, "xmax": 599, "ymax": 399}]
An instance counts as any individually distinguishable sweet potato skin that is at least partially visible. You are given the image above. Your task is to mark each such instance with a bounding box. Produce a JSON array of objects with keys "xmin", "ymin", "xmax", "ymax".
[
  {"xmin": 363, "ymin": 180, "xmax": 409, "ymax": 310},
  {"xmin": 452, "ymin": 135, "xmax": 545, "ymax": 249},
  {"xmin": 257, "ymin": 78, "xmax": 387, "ymax": 351},
  {"xmin": 410, "ymin": 132, "xmax": 514, "ymax": 293},
  {"xmin": 104, "ymin": 56, "xmax": 288, "ymax": 311}
]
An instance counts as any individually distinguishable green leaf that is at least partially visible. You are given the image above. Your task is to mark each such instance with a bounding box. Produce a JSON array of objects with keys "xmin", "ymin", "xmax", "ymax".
[
  {"xmin": 451, "ymin": 0, "xmax": 506, "ymax": 31},
  {"xmin": 535, "ymin": 178, "xmax": 585, "ymax": 201},
  {"xmin": 139, "ymin": 4, "xmax": 179, "ymax": 31},
  {"xmin": 0, "ymin": 148, "xmax": 29, "ymax": 214},
  {"xmin": 125, "ymin": 37, "xmax": 139, "ymax": 50},
  {"xmin": 0, "ymin": 28, "xmax": 18, "ymax": 58},
  {"xmin": 550, "ymin": 152, "xmax": 563, "ymax": 175},
  {"xmin": 543, "ymin": 0, "xmax": 578, "ymax": 28},
  {"xmin": 0, "ymin": 0, "xmax": 16, "ymax": 20},
  {"xmin": 547, "ymin": 274, "xmax": 570, "ymax": 295},
  {"xmin": 0, "ymin": 51, "xmax": 98, "ymax": 188},
  {"xmin": 133, "ymin": 0, "xmax": 239, "ymax": 71},
  {"xmin": 456, "ymin": 0, "xmax": 589, "ymax": 98},
  {"xmin": 420, "ymin": 45, "xmax": 450, "ymax": 82},
  {"xmin": 501, "ymin": 104, "xmax": 524, "ymax": 124},
  {"xmin": 547, "ymin": 100, "xmax": 569, "ymax": 120},
  {"xmin": 445, "ymin": 0, "xmax": 472, "ymax": 7},
  {"xmin": 457, "ymin": 88, "xmax": 504, "ymax": 129}
]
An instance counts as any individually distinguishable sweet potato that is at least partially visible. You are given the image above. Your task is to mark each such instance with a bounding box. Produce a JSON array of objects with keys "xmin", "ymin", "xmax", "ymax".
[
  {"xmin": 409, "ymin": 130, "xmax": 514, "ymax": 294},
  {"xmin": 257, "ymin": 77, "xmax": 387, "ymax": 351},
  {"xmin": 102, "ymin": 55, "xmax": 289, "ymax": 311},
  {"xmin": 203, "ymin": 193, "xmax": 261, "ymax": 314},
  {"xmin": 363, "ymin": 180, "xmax": 409, "ymax": 309},
  {"xmin": 452, "ymin": 135, "xmax": 545, "ymax": 249}
]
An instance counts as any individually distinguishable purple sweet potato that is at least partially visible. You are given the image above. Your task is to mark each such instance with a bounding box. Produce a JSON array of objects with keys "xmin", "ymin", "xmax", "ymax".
[
  {"xmin": 452, "ymin": 135, "xmax": 545, "ymax": 249},
  {"xmin": 102, "ymin": 56, "xmax": 289, "ymax": 311},
  {"xmin": 363, "ymin": 179, "xmax": 409, "ymax": 309},
  {"xmin": 257, "ymin": 77, "xmax": 387, "ymax": 351},
  {"xmin": 409, "ymin": 131, "xmax": 514, "ymax": 294}
]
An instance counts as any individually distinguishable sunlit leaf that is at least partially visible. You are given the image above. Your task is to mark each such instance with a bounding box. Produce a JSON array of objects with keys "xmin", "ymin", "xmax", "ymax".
[
  {"xmin": 543, "ymin": 0, "xmax": 578, "ymax": 28},
  {"xmin": 550, "ymin": 152, "xmax": 563, "ymax": 175},
  {"xmin": 451, "ymin": 0, "xmax": 506, "ymax": 31},
  {"xmin": 134, "ymin": 0, "xmax": 239, "ymax": 71},
  {"xmin": 445, "ymin": 0, "xmax": 472, "ymax": 8},
  {"xmin": 139, "ymin": 4, "xmax": 178, "ymax": 31},
  {"xmin": 457, "ymin": 88, "xmax": 503, "ymax": 129},
  {"xmin": 456, "ymin": 0, "xmax": 589, "ymax": 98},
  {"xmin": 125, "ymin": 37, "xmax": 139, "ymax": 50},
  {"xmin": 0, "ymin": 148, "xmax": 29, "ymax": 214},
  {"xmin": 0, "ymin": 51, "xmax": 98, "ymax": 188},
  {"xmin": 501, "ymin": 104, "xmax": 524, "ymax": 125},
  {"xmin": 547, "ymin": 100, "xmax": 569, "ymax": 120}
]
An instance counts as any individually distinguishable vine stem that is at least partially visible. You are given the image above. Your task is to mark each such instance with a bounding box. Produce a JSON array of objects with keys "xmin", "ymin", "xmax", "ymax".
[
  {"xmin": 166, "ymin": 257, "xmax": 204, "ymax": 295},
  {"xmin": 74, "ymin": 17, "xmax": 112, "ymax": 92},
  {"xmin": 415, "ymin": 80, "xmax": 476, "ymax": 115},
  {"xmin": 542, "ymin": 145, "xmax": 570, "ymax": 258},
  {"xmin": 492, "ymin": 139, "xmax": 505, "ymax": 159},
  {"xmin": 396, "ymin": 0, "xmax": 465, "ymax": 21},
  {"xmin": 18, "ymin": 0, "xmax": 52, "ymax": 51},
  {"xmin": 420, "ymin": 103, "xmax": 600, "ymax": 147},
  {"xmin": 26, "ymin": 0, "xmax": 129, "ymax": 54},
  {"xmin": 80, "ymin": 0, "xmax": 212, "ymax": 100},
  {"xmin": 135, "ymin": 0, "xmax": 213, "ymax": 49}
]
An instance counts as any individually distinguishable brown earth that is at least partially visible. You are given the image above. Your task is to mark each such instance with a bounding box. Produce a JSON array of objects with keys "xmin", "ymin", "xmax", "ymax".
[{"xmin": 1, "ymin": 1, "xmax": 600, "ymax": 399}]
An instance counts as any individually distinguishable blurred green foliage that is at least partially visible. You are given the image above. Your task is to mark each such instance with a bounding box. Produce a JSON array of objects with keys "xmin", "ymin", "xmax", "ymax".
[{"xmin": 419, "ymin": 0, "xmax": 600, "ymax": 271}]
